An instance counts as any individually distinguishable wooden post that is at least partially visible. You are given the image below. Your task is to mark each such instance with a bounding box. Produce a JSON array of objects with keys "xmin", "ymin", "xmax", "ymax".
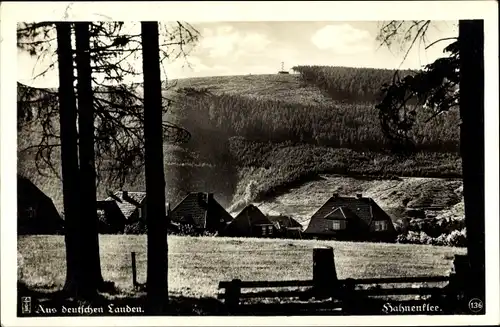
[
  {"xmin": 313, "ymin": 246, "xmax": 338, "ymax": 298},
  {"xmin": 453, "ymin": 254, "xmax": 469, "ymax": 276},
  {"xmin": 131, "ymin": 251, "xmax": 137, "ymax": 288},
  {"xmin": 444, "ymin": 254, "xmax": 470, "ymax": 312},
  {"xmin": 459, "ymin": 20, "xmax": 485, "ymax": 304},
  {"xmin": 452, "ymin": 254, "xmax": 469, "ymax": 297},
  {"xmin": 226, "ymin": 279, "xmax": 241, "ymax": 312}
]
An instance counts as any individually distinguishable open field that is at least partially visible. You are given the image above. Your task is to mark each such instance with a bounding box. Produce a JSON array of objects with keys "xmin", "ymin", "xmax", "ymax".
[
  {"xmin": 18, "ymin": 235, "xmax": 466, "ymax": 299},
  {"xmin": 167, "ymin": 73, "xmax": 334, "ymax": 105}
]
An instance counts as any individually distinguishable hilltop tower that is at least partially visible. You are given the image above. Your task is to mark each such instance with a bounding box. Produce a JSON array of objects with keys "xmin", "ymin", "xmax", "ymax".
[{"xmin": 278, "ymin": 61, "xmax": 290, "ymax": 75}]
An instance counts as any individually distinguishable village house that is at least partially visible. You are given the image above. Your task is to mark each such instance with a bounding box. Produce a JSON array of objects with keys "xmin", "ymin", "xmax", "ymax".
[
  {"xmin": 17, "ymin": 175, "xmax": 64, "ymax": 235},
  {"xmin": 221, "ymin": 204, "xmax": 278, "ymax": 238},
  {"xmin": 267, "ymin": 214, "xmax": 304, "ymax": 239},
  {"xmin": 97, "ymin": 191, "xmax": 147, "ymax": 233},
  {"xmin": 303, "ymin": 193, "xmax": 396, "ymax": 242},
  {"xmin": 169, "ymin": 192, "xmax": 233, "ymax": 234}
]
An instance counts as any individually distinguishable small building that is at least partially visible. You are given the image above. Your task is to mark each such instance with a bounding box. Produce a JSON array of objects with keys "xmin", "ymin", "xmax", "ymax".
[
  {"xmin": 221, "ymin": 204, "xmax": 278, "ymax": 238},
  {"xmin": 267, "ymin": 214, "xmax": 304, "ymax": 239},
  {"xmin": 96, "ymin": 200, "xmax": 127, "ymax": 234},
  {"xmin": 17, "ymin": 175, "xmax": 64, "ymax": 235},
  {"xmin": 169, "ymin": 192, "xmax": 233, "ymax": 234},
  {"xmin": 303, "ymin": 193, "xmax": 396, "ymax": 242},
  {"xmin": 97, "ymin": 191, "xmax": 147, "ymax": 234}
]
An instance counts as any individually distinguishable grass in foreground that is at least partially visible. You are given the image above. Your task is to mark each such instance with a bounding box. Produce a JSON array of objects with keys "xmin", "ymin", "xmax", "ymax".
[{"xmin": 18, "ymin": 235, "xmax": 466, "ymax": 299}]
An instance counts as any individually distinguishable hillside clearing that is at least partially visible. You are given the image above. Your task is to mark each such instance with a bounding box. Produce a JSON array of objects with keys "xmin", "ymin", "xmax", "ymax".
[
  {"xmin": 18, "ymin": 235, "xmax": 465, "ymax": 299},
  {"xmin": 252, "ymin": 175, "xmax": 464, "ymax": 223},
  {"xmin": 167, "ymin": 74, "xmax": 338, "ymax": 106}
]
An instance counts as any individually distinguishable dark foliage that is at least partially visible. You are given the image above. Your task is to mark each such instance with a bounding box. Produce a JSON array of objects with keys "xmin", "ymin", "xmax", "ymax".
[
  {"xmin": 174, "ymin": 87, "xmax": 460, "ymax": 153},
  {"xmin": 17, "ymin": 22, "xmax": 198, "ymax": 188},
  {"xmin": 167, "ymin": 223, "xmax": 219, "ymax": 237},
  {"xmin": 291, "ymin": 65, "xmax": 417, "ymax": 103},
  {"xmin": 124, "ymin": 220, "xmax": 148, "ymax": 235},
  {"xmin": 375, "ymin": 35, "xmax": 459, "ymax": 154}
]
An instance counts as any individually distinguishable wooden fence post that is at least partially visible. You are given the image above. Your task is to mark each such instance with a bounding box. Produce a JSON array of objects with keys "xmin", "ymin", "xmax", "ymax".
[
  {"xmin": 131, "ymin": 251, "xmax": 137, "ymax": 288},
  {"xmin": 313, "ymin": 246, "xmax": 338, "ymax": 298},
  {"xmin": 225, "ymin": 279, "xmax": 242, "ymax": 312},
  {"xmin": 453, "ymin": 254, "xmax": 469, "ymax": 295}
]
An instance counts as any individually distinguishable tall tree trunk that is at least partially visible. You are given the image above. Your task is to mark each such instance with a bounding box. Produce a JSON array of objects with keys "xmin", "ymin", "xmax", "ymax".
[
  {"xmin": 459, "ymin": 20, "xmax": 485, "ymax": 303},
  {"xmin": 74, "ymin": 22, "xmax": 105, "ymax": 292},
  {"xmin": 141, "ymin": 21, "xmax": 168, "ymax": 313},
  {"xmin": 57, "ymin": 22, "xmax": 94, "ymax": 298}
]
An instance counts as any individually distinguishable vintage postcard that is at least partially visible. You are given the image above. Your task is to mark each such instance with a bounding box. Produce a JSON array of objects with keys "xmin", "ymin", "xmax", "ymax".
[{"xmin": 1, "ymin": 1, "xmax": 499, "ymax": 326}]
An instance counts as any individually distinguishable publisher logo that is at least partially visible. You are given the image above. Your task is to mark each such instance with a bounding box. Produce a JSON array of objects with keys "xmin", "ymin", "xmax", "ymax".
[
  {"xmin": 468, "ymin": 298, "xmax": 484, "ymax": 313},
  {"xmin": 21, "ymin": 296, "xmax": 31, "ymax": 314}
]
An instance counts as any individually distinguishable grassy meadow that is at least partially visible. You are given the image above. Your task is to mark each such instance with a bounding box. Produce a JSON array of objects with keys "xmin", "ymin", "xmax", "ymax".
[{"xmin": 18, "ymin": 235, "xmax": 466, "ymax": 299}]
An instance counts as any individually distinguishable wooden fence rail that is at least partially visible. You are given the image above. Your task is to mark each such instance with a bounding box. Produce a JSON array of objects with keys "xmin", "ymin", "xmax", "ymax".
[
  {"xmin": 347, "ymin": 275, "xmax": 451, "ymax": 284},
  {"xmin": 218, "ymin": 280, "xmax": 314, "ymax": 289},
  {"xmin": 217, "ymin": 246, "xmax": 455, "ymax": 312}
]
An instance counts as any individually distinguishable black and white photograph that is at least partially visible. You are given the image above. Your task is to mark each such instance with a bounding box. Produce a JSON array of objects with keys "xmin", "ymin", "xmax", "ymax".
[{"xmin": 1, "ymin": 1, "xmax": 499, "ymax": 326}]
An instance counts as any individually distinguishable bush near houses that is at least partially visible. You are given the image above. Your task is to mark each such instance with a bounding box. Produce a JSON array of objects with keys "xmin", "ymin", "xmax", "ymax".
[
  {"xmin": 102, "ymin": 212, "xmax": 468, "ymax": 246},
  {"xmin": 123, "ymin": 220, "xmax": 148, "ymax": 235},
  {"xmin": 392, "ymin": 215, "xmax": 467, "ymax": 247},
  {"xmin": 18, "ymin": 184, "xmax": 467, "ymax": 247},
  {"xmin": 396, "ymin": 229, "xmax": 467, "ymax": 247}
]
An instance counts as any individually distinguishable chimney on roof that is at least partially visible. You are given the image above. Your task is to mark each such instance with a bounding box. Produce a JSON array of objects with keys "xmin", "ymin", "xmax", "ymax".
[
  {"xmin": 123, "ymin": 191, "xmax": 128, "ymax": 199},
  {"xmin": 356, "ymin": 193, "xmax": 362, "ymax": 199},
  {"xmin": 332, "ymin": 193, "xmax": 339, "ymax": 198},
  {"xmin": 206, "ymin": 193, "xmax": 214, "ymax": 203}
]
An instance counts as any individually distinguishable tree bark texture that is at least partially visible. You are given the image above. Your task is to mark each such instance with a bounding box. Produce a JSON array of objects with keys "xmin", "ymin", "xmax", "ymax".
[
  {"xmin": 56, "ymin": 22, "xmax": 95, "ymax": 299},
  {"xmin": 141, "ymin": 21, "xmax": 169, "ymax": 313},
  {"xmin": 459, "ymin": 19, "xmax": 485, "ymax": 303},
  {"xmin": 75, "ymin": 21, "xmax": 105, "ymax": 292}
]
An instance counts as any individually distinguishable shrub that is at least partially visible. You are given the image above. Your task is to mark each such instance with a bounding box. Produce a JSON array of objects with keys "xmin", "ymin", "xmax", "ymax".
[
  {"xmin": 446, "ymin": 228, "xmax": 467, "ymax": 247},
  {"xmin": 166, "ymin": 223, "xmax": 218, "ymax": 237},
  {"xmin": 124, "ymin": 221, "xmax": 147, "ymax": 235},
  {"xmin": 395, "ymin": 227, "xmax": 467, "ymax": 247}
]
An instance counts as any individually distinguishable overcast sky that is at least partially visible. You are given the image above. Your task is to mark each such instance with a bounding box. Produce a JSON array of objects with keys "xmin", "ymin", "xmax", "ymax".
[{"xmin": 18, "ymin": 21, "xmax": 458, "ymax": 88}]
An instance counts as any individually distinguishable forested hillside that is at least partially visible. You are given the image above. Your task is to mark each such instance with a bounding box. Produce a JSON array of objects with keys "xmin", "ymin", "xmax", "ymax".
[
  {"xmin": 173, "ymin": 89, "xmax": 460, "ymax": 152},
  {"xmin": 17, "ymin": 66, "xmax": 462, "ymax": 213},
  {"xmin": 291, "ymin": 65, "xmax": 417, "ymax": 102}
]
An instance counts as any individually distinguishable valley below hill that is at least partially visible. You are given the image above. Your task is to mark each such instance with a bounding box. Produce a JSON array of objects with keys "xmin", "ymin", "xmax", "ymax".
[{"xmin": 17, "ymin": 67, "xmax": 465, "ymax": 245}]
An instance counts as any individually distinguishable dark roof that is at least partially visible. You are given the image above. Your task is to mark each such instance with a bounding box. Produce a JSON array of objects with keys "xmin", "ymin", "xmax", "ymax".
[
  {"xmin": 105, "ymin": 191, "xmax": 147, "ymax": 219},
  {"xmin": 17, "ymin": 175, "xmax": 64, "ymax": 234},
  {"xmin": 323, "ymin": 206, "xmax": 358, "ymax": 220},
  {"xmin": 97, "ymin": 199, "xmax": 126, "ymax": 219},
  {"xmin": 169, "ymin": 192, "xmax": 233, "ymax": 229},
  {"xmin": 310, "ymin": 195, "xmax": 387, "ymax": 227},
  {"xmin": 234, "ymin": 205, "xmax": 272, "ymax": 226},
  {"xmin": 304, "ymin": 215, "xmax": 345, "ymax": 235},
  {"xmin": 17, "ymin": 175, "xmax": 56, "ymax": 209},
  {"xmin": 222, "ymin": 204, "xmax": 277, "ymax": 236},
  {"xmin": 96, "ymin": 200, "xmax": 127, "ymax": 233},
  {"xmin": 267, "ymin": 215, "xmax": 303, "ymax": 229},
  {"xmin": 304, "ymin": 195, "xmax": 393, "ymax": 235}
]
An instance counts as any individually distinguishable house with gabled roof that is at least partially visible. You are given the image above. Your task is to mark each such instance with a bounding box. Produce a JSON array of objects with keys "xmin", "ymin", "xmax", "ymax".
[
  {"xmin": 303, "ymin": 193, "xmax": 396, "ymax": 242},
  {"xmin": 169, "ymin": 192, "xmax": 233, "ymax": 234},
  {"xmin": 220, "ymin": 204, "xmax": 277, "ymax": 238},
  {"xmin": 97, "ymin": 191, "xmax": 148, "ymax": 233},
  {"xmin": 267, "ymin": 214, "xmax": 303, "ymax": 239},
  {"xmin": 17, "ymin": 175, "xmax": 64, "ymax": 235}
]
